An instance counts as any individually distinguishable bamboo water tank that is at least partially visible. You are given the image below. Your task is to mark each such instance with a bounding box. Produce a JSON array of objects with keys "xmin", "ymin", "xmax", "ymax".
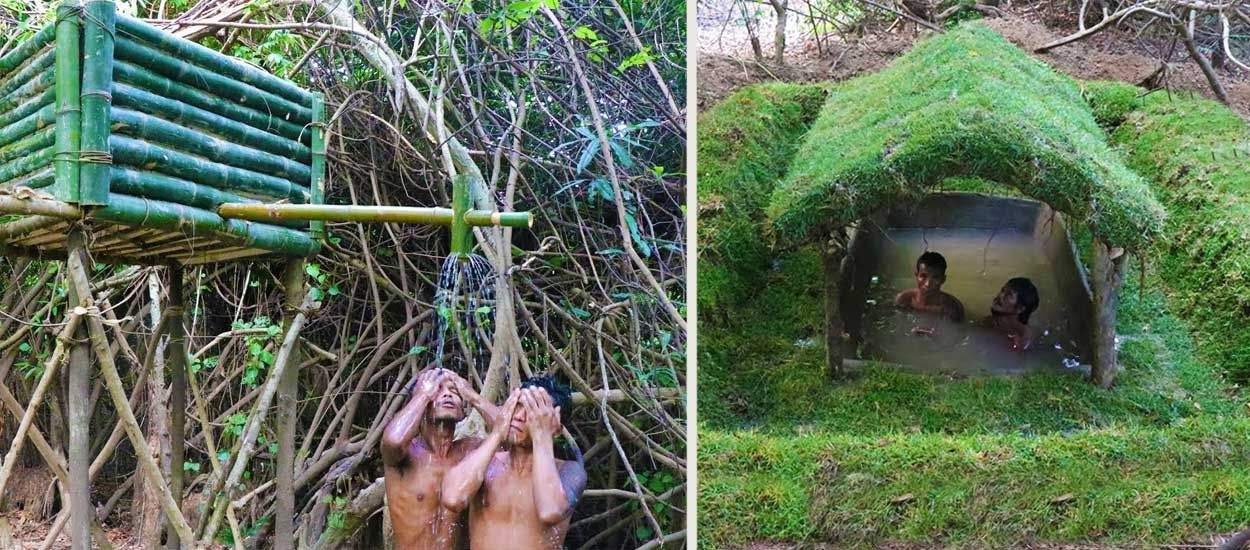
[{"xmin": 0, "ymin": 0, "xmax": 325, "ymax": 265}]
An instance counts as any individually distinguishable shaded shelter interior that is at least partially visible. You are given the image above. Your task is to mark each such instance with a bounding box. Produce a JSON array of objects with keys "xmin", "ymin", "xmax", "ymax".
[{"xmin": 841, "ymin": 192, "xmax": 1093, "ymax": 375}]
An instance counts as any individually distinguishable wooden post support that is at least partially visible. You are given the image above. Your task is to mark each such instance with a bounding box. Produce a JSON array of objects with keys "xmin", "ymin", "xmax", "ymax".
[
  {"xmin": 166, "ymin": 265, "xmax": 187, "ymax": 550},
  {"xmin": 822, "ymin": 231, "xmax": 847, "ymax": 379},
  {"xmin": 66, "ymin": 226, "xmax": 92, "ymax": 550},
  {"xmin": 64, "ymin": 250, "xmax": 198, "ymax": 545},
  {"xmin": 275, "ymin": 259, "xmax": 307, "ymax": 549},
  {"xmin": 1090, "ymin": 239, "xmax": 1126, "ymax": 389}
]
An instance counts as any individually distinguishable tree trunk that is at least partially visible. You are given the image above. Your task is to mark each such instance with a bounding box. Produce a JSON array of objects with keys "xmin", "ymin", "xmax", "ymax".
[
  {"xmin": 740, "ymin": 0, "xmax": 765, "ymax": 63},
  {"xmin": 136, "ymin": 272, "xmax": 170, "ymax": 547},
  {"xmin": 772, "ymin": 0, "xmax": 788, "ymax": 65},
  {"xmin": 275, "ymin": 259, "xmax": 308, "ymax": 549},
  {"xmin": 1179, "ymin": 10, "xmax": 1230, "ymax": 104},
  {"xmin": 1090, "ymin": 239, "xmax": 1125, "ymax": 388}
]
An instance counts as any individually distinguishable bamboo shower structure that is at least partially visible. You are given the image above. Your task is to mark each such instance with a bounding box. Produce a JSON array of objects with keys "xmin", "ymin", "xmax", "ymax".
[{"xmin": 0, "ymin": 1, "xmax": 530, "ymax": 547}]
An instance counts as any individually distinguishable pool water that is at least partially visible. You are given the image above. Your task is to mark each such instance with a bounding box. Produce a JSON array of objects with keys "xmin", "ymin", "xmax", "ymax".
[{"xmin": 860, "ymin": 227, "xmax": 1087, "ymax": 376}]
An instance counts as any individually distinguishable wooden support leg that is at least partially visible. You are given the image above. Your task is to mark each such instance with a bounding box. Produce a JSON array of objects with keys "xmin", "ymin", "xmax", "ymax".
[
  {"xmin": 822, "ymin": 234, "xmax": 847, "ymax": 379},
  {"xmin": 275, "ymin": 259, "xmax": 307, "ymax": 548},
  {"xmin": 63, "ymin": 246, "xmax": 198, "ymax": 545},
  {"xmin": 1090, "ymin": 239, "xmax": 1126, "ymax": 389},
  {"xmin": 199, "ymin": 286, "xmax": 313, "ymax": 546},
  {"xmin": 167, "ymin": 265, "xmax": 187, "ymax": 550},
  {"xmin": 65, "ymin": 227, "xmax": 92, "ymax": 550}
]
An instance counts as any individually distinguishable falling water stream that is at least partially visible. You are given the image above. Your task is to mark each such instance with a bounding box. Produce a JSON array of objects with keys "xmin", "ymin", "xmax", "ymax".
[
  {"xmin": 403, "ymin": 252, "xmax": 497, "ymax": 396},
  {"xmin": 432, "ymin": 253, "xmax": 497, "ymax": 382}
]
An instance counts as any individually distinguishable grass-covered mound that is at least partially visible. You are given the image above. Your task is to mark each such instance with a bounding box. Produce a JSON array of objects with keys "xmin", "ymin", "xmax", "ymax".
[
  {"xmin": 697, "ymin": 82, "xmax": 827, "ymax": 315},
  {"xmin": 1085, "ymin": 87, "xmax": 1250, "ymax": 385},
  {"xmin": 701, "ymin": 418, "xmax": 1250, "ymax": 548},
  {"xmin": 698, "ymin": 245, "xmax": 1250, "ymax": 547},
  {"xmin": 767, "ymin": 23, "xmax": 1165, "ymax": 251}
]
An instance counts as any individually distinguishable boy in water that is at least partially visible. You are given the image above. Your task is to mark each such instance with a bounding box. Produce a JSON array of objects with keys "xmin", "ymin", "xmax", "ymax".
[
  {"xmin": 985, "ymin": 277, "xmax": 1040, "ymax": 351},
  {"xmin": 895, "ymin": 251, "xmax": 966, "ymax": 331}
]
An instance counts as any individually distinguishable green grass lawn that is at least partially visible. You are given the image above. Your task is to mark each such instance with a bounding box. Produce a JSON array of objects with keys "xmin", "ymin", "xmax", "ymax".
[{"xmin": 699, "ymin": 249, "xmax": 1250, "ymax": 548}]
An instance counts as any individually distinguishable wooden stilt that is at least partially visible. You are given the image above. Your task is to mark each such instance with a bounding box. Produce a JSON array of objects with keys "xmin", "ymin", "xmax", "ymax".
[
  {"xmin": 63, "ymin": 247, "xmax": 198, "ymax": 545},
  {"xmin": 275, "ymin": 258, "xmax": 307, "ymax": 548},
  {"xmin": 822, "ymin": 231, "xmax": 847, "ymax": 379},
  {"xmin": 167, "ymin": 264, "xmax": 187, "ymax": 550},
  {"xmin": 1090, "ymin": 239, "xmax": 1126, "ymax": 389},
  {"xmin": 65, "ymin": 226, "xmax": 92, "ymax": 550}
]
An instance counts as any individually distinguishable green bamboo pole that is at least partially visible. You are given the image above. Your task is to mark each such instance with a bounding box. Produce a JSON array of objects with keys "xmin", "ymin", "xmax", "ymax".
[
  {"xmin": 94, "ymin": 193, "xmax": 318, "ymax": 256},
  {"xmin": 0, "ymin": 48, "xmax": 53, "ymax": 102},
  {"xmin": 1, "ymin": 167, "xmax": 55, "ymax": 190},
  {"xmin": 111, "ymin": 108, "xmax": 310, "ymax": 183},
  {"xmin": 114, "ymin": 62, "xmax": 308, "ymax": 143},
  {"xmin": 463, "ymin": 210, "xmax": 533, "ymax": 228},
  {"xmin": 110, "ymin": 136, "xmax": 310, "ymax": 202},
  {"xmin": 0, "ymin": 126, "xmax": 54, "ymax": 164},
  {"xmin": 309, "ymin": 92, "xmax": 325, "ymax": 240},
  {"xmin": 52, "ymin": 1, "xmax": 81, "ymax": 203},
  {"xmin": 219, "ymin": 203, "xmax": 454, "ymax": 224},
  {"xmin": 451, "ymin": 173, "xmax": 471, "ymax": 257},
  {"xmin": 0, "ymin": 146, "xmax": 53, "ymax": 184},
  {"xmin": 215, "ymin": 202, "xmax": 533, "ymax": 227},
  {"xmin": 79, "ymin": 0, "xmax": 115, "ymax": 206},
  {"xmin": 114, "ymin": 37, "xmax": 311, "ymax": 123},
  {"xmin": 0, "ymin": 68, "xmax": 54, "ymax": 114},
  {"xmin": 0, "ymin": 86, "xmax": 54, "ymax": 129},
  {"xmin": 110, "ymin": 167, "xmax": 308, "ymax": 229},
  {"xmin": 115, "ymin": 14, "xmax": 312, "ymax": 106},
  {"xmin": 0, "ymin": 103, "xmax": 55, "ymax": 150},
  {"xmin": 114, "ymin": 83, "xmax": 311, "ymax": 163},
  {"xmin": 0, "ymin": 25, "xmax": 53, "ymax": 75},
  {"xmin": 165, "ymin": 264, "xmax": 187, "ymax": 550}
]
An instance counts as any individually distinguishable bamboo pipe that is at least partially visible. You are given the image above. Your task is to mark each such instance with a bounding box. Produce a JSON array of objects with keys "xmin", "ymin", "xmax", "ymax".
[{"xmin": 215, "ymin": 203, "xmax": 533, "ymax": 228}]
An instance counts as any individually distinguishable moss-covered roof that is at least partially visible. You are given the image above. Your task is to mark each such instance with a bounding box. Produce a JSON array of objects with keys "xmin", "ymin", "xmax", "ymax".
[{"xmin": 767, "ymin": 23, "xmax": 1165, "ymax": 250}]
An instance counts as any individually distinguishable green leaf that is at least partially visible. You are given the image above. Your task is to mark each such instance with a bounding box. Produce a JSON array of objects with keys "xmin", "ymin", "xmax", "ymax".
[
  {"xmin": 408, "ymin": 345, "xmax": 428, "ymax": 356},
  {"xmin": 617, "ymin": 46, "xmax": 655, "ymax": 73},
  {"xmin": 183, "ymin": 461, "xmax": 201, "ymax": 472},
  {"xmin": 624, "ymin": 213, "xmax": 652, "ymax": 257}
]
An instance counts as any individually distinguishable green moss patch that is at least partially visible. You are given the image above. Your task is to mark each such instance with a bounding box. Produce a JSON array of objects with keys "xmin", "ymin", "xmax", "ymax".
[
  {"xmin": 697, "ymin": 82, "xmax": 827, "ymax": 315},
  {"xmin": 701, "ymin": 418, "xmax": 1250, "ymax": 548},
  {"xmin": 768, "ymin": 23, "xmax": 1164, "ymax": 251},
  {"xmin": 1100, "ymin": 90, "xmax": 1250, "ymax": 384}
]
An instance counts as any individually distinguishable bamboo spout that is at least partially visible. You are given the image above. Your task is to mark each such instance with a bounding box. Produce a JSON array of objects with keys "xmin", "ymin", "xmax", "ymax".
[{"xmin": 215, "ymin": 203, "xmax": 533, "ymax": 229}]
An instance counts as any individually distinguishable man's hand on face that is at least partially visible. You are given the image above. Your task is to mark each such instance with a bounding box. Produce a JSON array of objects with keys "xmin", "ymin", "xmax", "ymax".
[
  {"xmin": 492, "ymin": 389, "xmax": 521, "ymax": 439},
  {"xmin": 450, "ymin": 371, "xmax": 475, "ymax": 401},
  {"xmin": 413, "ymin": 368, "xmax": 447, "ymax": 399},
  {"xmin": 521, "ymin": 388, "xmax": 561, "ymax": 441}
]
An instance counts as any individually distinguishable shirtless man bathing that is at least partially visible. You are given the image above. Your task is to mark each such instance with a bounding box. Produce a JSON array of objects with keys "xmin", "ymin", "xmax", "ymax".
[
  {"xmin": 442, "ymin": 375, "xmax": 588, "ymax": 550},
  {"xmin": 895, "ymin": 251, "xmax": 965, "ymax": 335},
  {"xmin": 381, "ymin": 367, "xmax": 499, "ymax": 550}
]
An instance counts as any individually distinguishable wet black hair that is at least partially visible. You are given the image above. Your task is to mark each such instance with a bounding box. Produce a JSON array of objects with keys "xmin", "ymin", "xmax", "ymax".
[
  {"xmin": 521, "ymin": 374, "xmax": 572, "ymax": 426},
  {"xmin": 916, "ymin": 251, "xmax": 948, "ymax": 275},
  {"xmin": 1006, "ymin": 277, "xmax": 1040, "ymax": 324}
]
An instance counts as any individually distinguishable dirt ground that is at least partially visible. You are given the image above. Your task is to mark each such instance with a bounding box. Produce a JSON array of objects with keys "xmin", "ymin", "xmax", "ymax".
[
  {"xmin": 1, "ymin": 511, "xmax": 141, "ymax": 550},
  {"xmin": 696, "ymin": 1, "xmax": 1250, "ymax": 117}
]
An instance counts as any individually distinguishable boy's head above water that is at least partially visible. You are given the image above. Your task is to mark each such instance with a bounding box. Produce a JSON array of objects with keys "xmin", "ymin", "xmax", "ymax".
[
  {"xmin": 992, "ymin": 277, "xmax": 1039, "ymax": 324},
  {"xmin": 914, "ymin": 251, "xmax": 948, "ymax": 296}
]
